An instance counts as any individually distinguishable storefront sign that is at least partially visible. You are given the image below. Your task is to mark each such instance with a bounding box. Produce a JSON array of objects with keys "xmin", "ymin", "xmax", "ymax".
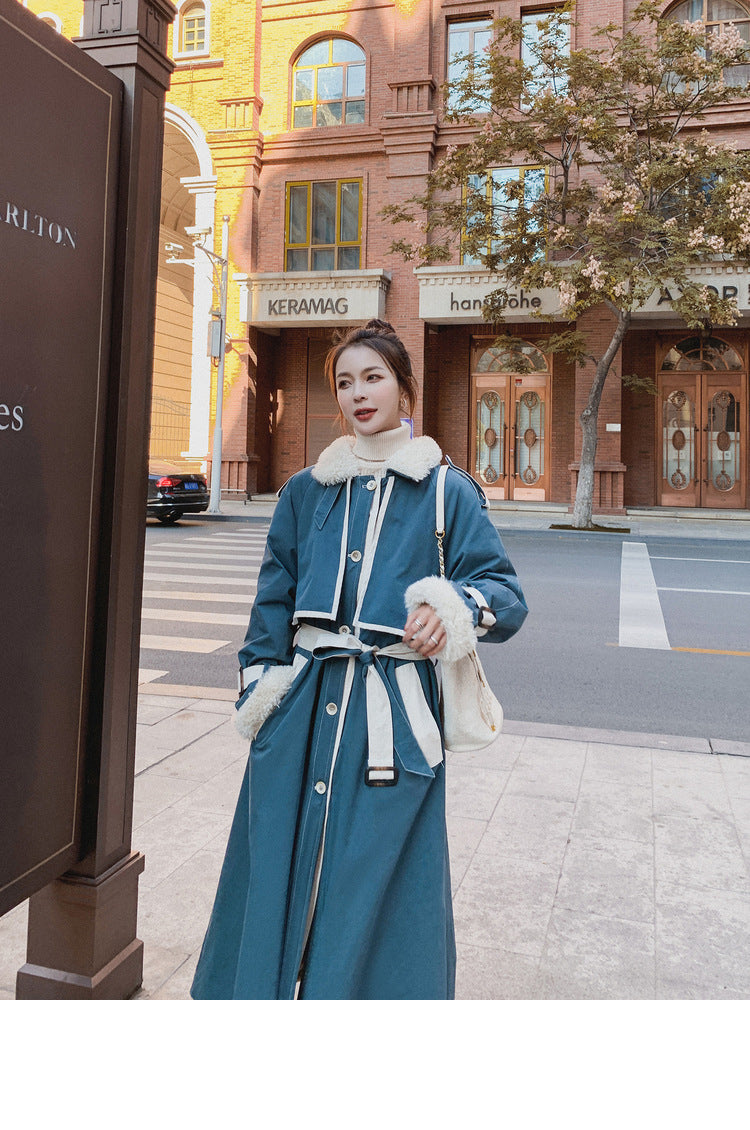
[
  {"xmin": 237, "ymin": 269, "xmax": 391, "ymax": 328},
  {"xmin": 639, "ymin": 269, "xmax": 750, "ymax": 318},
  {"xmin": 416, "ymin": 267, "xmax": 559, "ymax": 323},
  {"xmin": 417, "ymin": 264, "xmax": 750, "ymax": 325},
  {"xmin": 0, "ymin": 3, "xmax": 121, "ymax": 914}
]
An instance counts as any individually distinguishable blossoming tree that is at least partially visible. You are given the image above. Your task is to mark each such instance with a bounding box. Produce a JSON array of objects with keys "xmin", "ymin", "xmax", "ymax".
[{"xmin": 385, "ymin": 1, "xmax": 750, "ymax": 527}]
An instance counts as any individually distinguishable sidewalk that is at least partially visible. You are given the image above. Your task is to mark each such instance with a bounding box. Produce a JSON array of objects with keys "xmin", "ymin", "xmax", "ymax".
[
  {"xmin": 4, "ymin": 692, "xmax": 748, "ymax": 1000},
  {"xmin": 206, "ymin": 496, "xmax": 750, "ymax": 541}
]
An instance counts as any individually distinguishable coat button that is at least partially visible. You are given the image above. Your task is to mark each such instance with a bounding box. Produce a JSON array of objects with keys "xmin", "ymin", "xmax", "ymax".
[
  {"xmin": 326, "ymin": 702, "xmax": 338, "ymax": 715},
  {"xmin": 338, "ymin": 625, "xmax": 350, "ymax": 635},
  {"xmin": 314, "ymin": 781, "xmax": 327, "ymax": 795},
  {"xmin": 348, "ymin": 550, "xmax": 362, "ymax": 562},
  {"xmin": 366, "ymin": 479, "xmax": 377, "ymax": 491}
]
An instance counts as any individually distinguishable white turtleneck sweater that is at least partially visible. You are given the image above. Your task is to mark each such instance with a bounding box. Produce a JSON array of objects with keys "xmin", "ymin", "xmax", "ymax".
[{"xmin": 350, "ymin": 422, "xmax": 411, "ymax": 476}]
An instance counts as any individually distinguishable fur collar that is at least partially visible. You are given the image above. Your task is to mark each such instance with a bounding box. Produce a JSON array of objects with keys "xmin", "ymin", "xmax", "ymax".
[{"xmin": 312, "ymin": 434, "xmax": 443, "ymax": 485}]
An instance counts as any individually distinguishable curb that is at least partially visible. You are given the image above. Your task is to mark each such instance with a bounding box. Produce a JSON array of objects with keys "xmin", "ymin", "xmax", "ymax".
[{"xmin": 136, "ymin": 685, "xmax": 750, "ymax": 759}]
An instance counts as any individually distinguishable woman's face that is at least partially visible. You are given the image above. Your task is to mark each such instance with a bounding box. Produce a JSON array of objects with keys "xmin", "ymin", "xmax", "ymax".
[{"xmin": 334, "ymin": 342, "xmax": 404, "ymax": 437}]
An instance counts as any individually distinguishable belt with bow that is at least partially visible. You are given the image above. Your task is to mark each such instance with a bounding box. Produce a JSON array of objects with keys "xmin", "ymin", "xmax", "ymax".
[{"xmin": 294, "ymin": 625, "xmax": 444, "ymax": 786}]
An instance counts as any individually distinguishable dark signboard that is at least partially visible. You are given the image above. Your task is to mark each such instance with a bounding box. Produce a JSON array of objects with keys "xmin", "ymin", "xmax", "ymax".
[{"xmin": 0, "ymin": 1, "xmax": 122, "ymax": 914}]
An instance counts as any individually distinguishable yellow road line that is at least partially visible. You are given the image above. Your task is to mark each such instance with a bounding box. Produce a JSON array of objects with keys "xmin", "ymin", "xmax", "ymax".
[
  {"xmin": 607, "ymin": 643, "xmax": 750, "ymax": 656},
  {"xmin": 672, "ymin": 647, "xmax": 750, "ymax": 657}
]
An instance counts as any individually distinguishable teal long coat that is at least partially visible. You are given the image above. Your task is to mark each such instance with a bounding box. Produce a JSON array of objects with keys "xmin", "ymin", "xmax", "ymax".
[{"xmin": 191, "ymin": 436, "xmax": 527, "ymax": 1000}]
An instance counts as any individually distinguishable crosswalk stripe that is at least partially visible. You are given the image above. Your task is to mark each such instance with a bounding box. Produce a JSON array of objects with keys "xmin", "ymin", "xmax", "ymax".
[
  {"xmin": 142, "ymin": 561, "xmax": 257, "ymax": 573},
  {"xmin": 140, "ymin": 635, "xmax": 230, "ymax": 653},
  {"xmin": 182, "ymin": 535, "xmax": 269, "ymax": 543},
  {"xmin": 138, "ymin": 668, "xmax": 169, "ymax": 683},
  {"xmin": 146, "ymin": 549, "xmax": 264, "ymax": 562},
  {"xmin": 142, "ymin": 572, "xmax": 258, "ymax": 585},
  {"xmin": 619, "ymin": 543, "xmax": 670, "ymax": 649},
  {"xmin": 142, "ymin": 590, "xmax": 255, "ymax": 603},
  {"xmin": 141, "ymin": 608, "xmax": 249, "ymax": 626},
  {"xmin": 149, "ymin": 542, "xmax": 266, "ymax": 551}
]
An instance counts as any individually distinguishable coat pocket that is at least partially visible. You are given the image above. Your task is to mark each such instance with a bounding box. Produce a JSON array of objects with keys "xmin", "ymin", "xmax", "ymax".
[{"xmin": 313, "ymin": 483, "xmax": 343, "ymax": 529}]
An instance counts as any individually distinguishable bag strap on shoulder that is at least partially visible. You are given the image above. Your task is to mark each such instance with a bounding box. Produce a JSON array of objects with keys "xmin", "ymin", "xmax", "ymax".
[{"xmin": 435, "ymin": 463, "xmax": 448, "ymax": 578}]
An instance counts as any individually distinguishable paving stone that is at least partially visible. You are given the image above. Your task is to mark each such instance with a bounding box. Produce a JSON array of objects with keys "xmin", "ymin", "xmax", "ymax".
[
  {"xmin": 139, "ymin": 943, "xmax": 192, "ymax": 999},
  {"xmin": 137, "ymin": 849, "xmax": 224, "ymax": 954},
  {"xmin": 132, "ymin": 772, "xmax": 200, "ymax": 830},
  {"xmin": 655, "ymin": 883, "xmax": 750, "ymax": 996},
  {"xmin": 719, "ymin": 755, "xmax": 750, "ymax": 799},
  {"xmin": 455, "ymin": 942, "xmax": 542, "ymax": 1000},
  {"xmin": 150, "ymin": 952, "xmax": 199, "ymax": 1000},
  {"xmin": 582, "ymin": 743, "xmax": 653, "ymax": 787},
  {"xmin": 539, "ymin": 909, "xmax": 656, "ymax": 999},
  {"xmin": 479, "ymin": 793, "xmax": 575, "ymax": 867},
  {"xmin": 137, "ymin": 702, "xmax": 182, "ymax": 726},
  {"xmin": 452, "ymin": 854, "xmax": 560, "ymax": 959},
  {"xmin": 447, "ymin": 816, "xmax": 487, "ymax": 895},
  {"xmin": 572, "ymin": 779, "xmax": 654, "ymax": 844},
  {"xmin": 556, "ymin": 833, "xmax": 655, "ymax": 923},
  {"xmin": 655, "ymin": 815, "xmax": 750, "ymax": 895},
  {"xmin": 0, "ymin": 901, "xmax": 28, "ymax": 995},
  {"xmin": 446, "ymin": 732, "xmax": 524, "ymax": 772},
  {"xmin": 446, "ymin": 765, "xmax": 509, "ymax": 821},
  {"xmin": 133, "ymin": 805, "xmax": 231, "ymax": 891},
  {"xmin": 652, "ymin": 767, "xmax": 734, "ymax": 823},
  {"xmin": 504, "ymin": 759, "xmax": 584, "ymax": 803},
  {"xmin": 149, "ymin": 721, "xmax": 247, "ymax": 783}
]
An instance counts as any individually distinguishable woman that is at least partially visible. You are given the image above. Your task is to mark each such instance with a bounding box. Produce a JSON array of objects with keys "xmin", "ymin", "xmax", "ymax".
[{"xmin": 191, "ymin": 320, "xmax": 527, "ymax": 1000}]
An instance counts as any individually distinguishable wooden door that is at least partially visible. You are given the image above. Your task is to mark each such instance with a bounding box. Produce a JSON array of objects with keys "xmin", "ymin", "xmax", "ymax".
[
  {"xmin": 658, "ymin": 337, "xmax": 746, "ymax": 508},
  {"xmin": 471, "ymin": 340, "xmax": 549, "ymax": 499}
]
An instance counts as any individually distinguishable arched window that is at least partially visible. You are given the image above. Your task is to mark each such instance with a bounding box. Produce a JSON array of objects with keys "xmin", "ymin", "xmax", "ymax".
[
  {"xmin": 292, "ymin": 38, "xmax": 366, "ymax": 128},
  {"xmin": 666, "ymin": 0, "xmax": 750, "ymax": 85},
  {"xmin": 475, "ymin": 341, "xmax": 548, "ymax": 374},
  {"xmin": 179, "ymin": 1, "xmax": 208, "ymax": 56},
  {"xmin": 660, "ymin": 335, "xmax": 744, "ymax": 371}
]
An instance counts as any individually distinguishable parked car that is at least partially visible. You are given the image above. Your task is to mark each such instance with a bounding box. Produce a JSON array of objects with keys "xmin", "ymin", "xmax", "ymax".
[{"xmin": 147, "ymin": 460, "xmax": 210, "ymax": 524}]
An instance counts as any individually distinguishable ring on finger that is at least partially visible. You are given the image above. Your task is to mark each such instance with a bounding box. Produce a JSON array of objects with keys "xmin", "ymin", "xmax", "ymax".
[
  {"xmin": 429, "ymin": 634, "xmax": 438, "ymax": 646},
  {"xmin": 414, "ymin": 618, "xmax": 424, "ymax": 630}
]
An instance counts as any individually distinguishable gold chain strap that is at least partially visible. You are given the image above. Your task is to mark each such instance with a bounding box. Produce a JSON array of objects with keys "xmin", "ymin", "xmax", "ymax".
[{"xmin": 435, "ymin": 527, "xmax": 445, "ymax": 578}]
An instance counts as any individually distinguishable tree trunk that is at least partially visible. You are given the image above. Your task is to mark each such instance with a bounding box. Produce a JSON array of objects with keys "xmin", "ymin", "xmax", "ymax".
[{"xmin": 571, "ymin": 309, "xmax": 631, "ymax": 529}]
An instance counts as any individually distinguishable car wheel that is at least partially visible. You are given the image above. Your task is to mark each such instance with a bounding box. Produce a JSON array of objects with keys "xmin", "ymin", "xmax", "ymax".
[{"xmin": 157, "ymin": 511, "xmax": 181, "ymax": 525}]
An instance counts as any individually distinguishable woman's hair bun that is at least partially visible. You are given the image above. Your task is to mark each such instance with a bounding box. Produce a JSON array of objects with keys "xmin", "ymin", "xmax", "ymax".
[{"xmin": 362, "ymin": 319, "xmax": 396, "ymax": 335}]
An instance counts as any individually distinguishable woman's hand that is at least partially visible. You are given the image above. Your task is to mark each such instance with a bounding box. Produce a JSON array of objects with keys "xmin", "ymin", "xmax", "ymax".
[{"xmin": 403, "ymin": 604, "xmax": 446, "ymax": 657}]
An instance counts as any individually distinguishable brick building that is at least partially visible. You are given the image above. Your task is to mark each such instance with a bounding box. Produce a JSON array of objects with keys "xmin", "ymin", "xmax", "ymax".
[{"xmin": 25, "ymin": 0, "xmax": 750, "ymax": 510}]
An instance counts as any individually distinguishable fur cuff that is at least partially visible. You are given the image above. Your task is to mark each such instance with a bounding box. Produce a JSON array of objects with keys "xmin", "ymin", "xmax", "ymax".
[
  {"xmin": 235, "ymin": 664, "xmax": 297, "ymax": 742},
  {"xmin": 404, "ymin": 575, "xmax": 476, "ymax": 663}
]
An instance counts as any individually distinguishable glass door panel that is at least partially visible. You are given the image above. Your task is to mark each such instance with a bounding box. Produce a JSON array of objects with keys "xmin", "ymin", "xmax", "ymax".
[
  {"xmin": 703, "ymin": 373, "xmax": 744, "ymax": 507},
  {"xmin": 471, "ymin": 369, "xmax": 549, "ymax": 499},
  {"xmin": 473, "ymin": 376, "xmax": 508, "ymax": 497},
  {"xmin": 660, "ymin": 378, "xmax": 699, "ymax": 506},
  {"xmin": 658, "ymin": 369, "xmax": 745, "ymax": 507},
  {"xmin": 513, "ymin": 380, "xmax": 547, "ymax": 499}
]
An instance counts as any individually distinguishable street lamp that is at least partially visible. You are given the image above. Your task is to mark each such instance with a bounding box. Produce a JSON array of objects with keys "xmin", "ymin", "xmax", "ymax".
[{"xmin": 166, "ymin": 213, "xmax": 230, "ymax": 514}]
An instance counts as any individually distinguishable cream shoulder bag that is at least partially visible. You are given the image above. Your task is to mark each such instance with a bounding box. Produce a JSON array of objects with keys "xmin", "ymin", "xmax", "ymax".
[{"xmin": 435, "ymin": 464, "xmax": 504, "ymax": 753}]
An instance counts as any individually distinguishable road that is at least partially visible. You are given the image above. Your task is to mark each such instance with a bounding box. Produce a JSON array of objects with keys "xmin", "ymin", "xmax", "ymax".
[{"xmin": 140, "ymin": 518, "xmax": 750, "ymax": 744}]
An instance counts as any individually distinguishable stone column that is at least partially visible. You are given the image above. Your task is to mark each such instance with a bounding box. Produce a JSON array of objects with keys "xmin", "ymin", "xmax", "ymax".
[{"xmin": 16, "ymin": 0, "xmax": 176, "ymax": 999}]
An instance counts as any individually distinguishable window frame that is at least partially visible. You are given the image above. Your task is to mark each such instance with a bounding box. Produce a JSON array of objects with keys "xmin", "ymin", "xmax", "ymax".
[
  {"xmin": 291, "ymin": 37, "xmax": 367, "ymax": 130},
  {"xmin": 446, "ymin": 15, "xmax": 494, "ymax": 111},
  {"xmin": 520, "ymin": 7, "xmax": 571, "ymax": 106},
  {"xmin": 665, "ymin": 0, "xmax": 750, "ymax": 86},
  {"xmin": 174, "ymin": 0, "xmax": 210, "ymax": 61},
  {"xmin": 284, "ymin": 178, "xmax": 363, "ymax": 272},
  {"xmin": 461, "ymin": 165, "xmax": 547, "ymax": 266}
]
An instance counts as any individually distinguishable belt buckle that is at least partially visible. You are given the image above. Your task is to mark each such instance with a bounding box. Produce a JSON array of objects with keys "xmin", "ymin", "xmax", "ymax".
[{"xmin": 365, "ymin": 765, "xmax": 399, "ymax": 787}]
